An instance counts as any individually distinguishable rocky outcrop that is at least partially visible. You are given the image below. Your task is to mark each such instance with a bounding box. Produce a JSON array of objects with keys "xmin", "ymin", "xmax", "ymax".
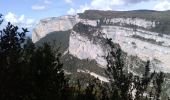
[
  {"xmin": 32, "ymin": 14, "xmax": 158, "ymax": 42},
  {"xmin": 32, "ymin": 11, "xmax": 170, "ymax": 73},
  {"xmin": 102, "ymin": 25, "xmax": 170, "ymax": 72},
  {"xmin": 32, "ymin": 15, "xmax": 78, "ymax": 43},
  {"xmin": 68, "ymin": 23, "xmax": 170, "ymax": 72},
  {"xmin": 68, "ymin": 30, "xmax": 109, "ymax": 67},
  {"xmin": 32, "ymin": 15, "xmax": 97, "ymax": 43},
  {"xmin": 32, "ymin": 10, "xmax": 170, "ymax": 97},
  {"xmin": 103, "ymin": 18, "xmax": 156, "ymax": 29}
]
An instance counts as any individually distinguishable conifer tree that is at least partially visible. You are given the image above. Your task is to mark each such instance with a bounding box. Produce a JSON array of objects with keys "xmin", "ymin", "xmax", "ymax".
[
  {"xmin": 105, "ymin": 38, "xmax": 165, "ymax": 100},
  {"xmin": 0, "ymin": 15, "xmax": 68, "ymax": 100},
  {"xmin": 0, "ymin": 21, "xmax": 29, "ymax": 100}
]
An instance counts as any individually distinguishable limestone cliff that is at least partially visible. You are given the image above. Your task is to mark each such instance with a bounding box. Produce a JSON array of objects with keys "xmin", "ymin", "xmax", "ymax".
[
  {"xmin": 69, "ymin": 27, "xmax": 109, "ymax": 67},
  {"xmin": 32, "ymin": 15, "xmax": 78, "ymax": 43},
  {"xmin": 33, "ymin": 10, "xmax": 170, "ymax": 96},
  {"xmin": 32, "ymin": 10, "xmax": 170, "ymax": 73},
  {"xmin": 32, "ymin": 15, "xmax": 97, "ymax": 43}
]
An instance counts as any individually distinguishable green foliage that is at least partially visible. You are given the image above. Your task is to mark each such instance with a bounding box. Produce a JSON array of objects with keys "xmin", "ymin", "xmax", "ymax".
[
  {"xmin": 106, "ymin": 39, "xmax": 134, "ymax": 100},
  {"xmin": 0, "ymin": 14, "xmax": 165, "ymax": 100},
  {"xmin": 73, "ymin": 22, "xmax": 95, "ymax": 34},
  {"xmin": 0, "ymin": 18, "xmax": 68, "ymax": 100},
  {"xmin": 0, "ymin": 14, "xmax": 3, "ymax": 25},
  {"xmin": 73, "ymin": 22, "xmax": 98, "ymax": 40},
  {"xmin": 28, "ymin": 43, "xmax": 67, "ymax": 100},
  {"xmin": 36, "ymin": 31, "xmax": 70, "ymax": 53},
  {"xmin": 0, "ymin": 22, "xmax": 29, "ymax": 100},
  {"xmin": 105, "ymin": 38, "xmax": 165, "ymax": 100}
]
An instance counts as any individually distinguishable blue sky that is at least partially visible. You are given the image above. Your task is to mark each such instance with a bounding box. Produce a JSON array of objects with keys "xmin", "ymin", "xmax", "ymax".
[{"xmin": 1, "ymin": 0, "xmax": 170, "ymax": 32}]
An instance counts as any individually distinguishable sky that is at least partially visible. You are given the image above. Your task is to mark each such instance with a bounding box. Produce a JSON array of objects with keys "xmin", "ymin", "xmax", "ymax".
[{"xmin": 1, "ymin": 0, "xmax": 170, "ymax": 32}]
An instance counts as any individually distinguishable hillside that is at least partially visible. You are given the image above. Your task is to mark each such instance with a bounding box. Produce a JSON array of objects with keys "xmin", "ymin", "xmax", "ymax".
[{"xmin": 33, "ymin": 10, "xmax": 170, "ymax": 98}]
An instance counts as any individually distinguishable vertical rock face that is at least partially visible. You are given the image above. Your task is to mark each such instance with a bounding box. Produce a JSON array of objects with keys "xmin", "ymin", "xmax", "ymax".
[
  {"xmin": 68, "ymin": 31, "xmax": 109, "ymax": 67},
  {"xmin": 106, "ymin": 18, "xmax": 156, "ymax": 29},
  {"xmin": 32, "ymin": 15, "xmax": 98, "ymax": 43},
  {"xmin": 32, "ymin": 10, "xmax": 170, "ymax": 72},
  {"xmin": 101, "ymin": 25, "xmax": 170, "ymax": 72},
  {"xmin": 32, "ymin": 15, "xmax": 78, "ymax": 43},
  {"xmin": 32, "ymin": 10, "xmax": 170, "ymax": 97},
  {"xmin": 67, "ymin": 23, "xmax": 170, "ymax": 72}
]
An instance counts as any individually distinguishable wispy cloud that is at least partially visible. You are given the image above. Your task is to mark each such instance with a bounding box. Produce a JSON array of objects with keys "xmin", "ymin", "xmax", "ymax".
[
  {"xmin": 32, "ymin": 5, "xmax": 46, "ymax": 10},
  {"xmin": 31, "ymin": 0, "xmax": 52, "ymax": 10},
  {"xmin": 67, "ymin": 4, "xmax": 90, "ymax": 15},
  {"xmin": 67, "ymin": 8, "xmax": 76, "ymax": 15},
  {"xmin": 153, "ymin": 0, "xmax": 170, "ymax": 11},
  {"xmin": 67, "ymin": 0, "xmax": 170, "ymax": 15},
  {"xmin": 67, "ymin": 0, "xmax": 122, "ymax": 15},
  {"xmin": 91, "ymin": 0, "xmax": 123, "ymax": 10},
  {"xmin": 65, "ymin": 0, "xmax": 73, "ymax": 4},
  {"xmin": 125, "ymin": 0, "xmax": 152, "ymax": 4},
  {"xmin": 44, "ymin": 0, "xmax": 52, "ymax": 4}
]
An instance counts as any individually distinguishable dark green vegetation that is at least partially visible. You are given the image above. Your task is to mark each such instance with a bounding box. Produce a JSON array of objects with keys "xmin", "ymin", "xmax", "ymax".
[
  {"xmin": 131, "ymin": 35, "xmax": 164, "ymax": 46},
  {"xmin": 73, "ymin": 22, "xmax": 97, "ymax": 35},
  {"xmin": 36, "ymin": 30, "xmax": 70, "ymax": 53},
  {"xmin": 35, "ymin": 27, "xmax": 106, "ymax": 78},
  {"xmin": 106, "ymin": 39, "xmax": 165, "ymax": 100},
  {"xmin": 79, "ymin": 10, "xmax": 170, "ymax": 34},
  {"xmin": 37, "ymin": 19, "xmax": 169, "ymax": 99},
  {"xmin": 73, "ymin": 22, "xmax": 107, "ymax": 44},
  {"xmin": 36, "ymin": 23, "xmax": 108, "ymax": 78},
  {"xmin": 62, "ymin": 53, "xmax": 105, "ymax": 76},
  {"xmin": 0, "ymin": 15, "xmax": 167, "ymax": 100},
  {"xmin": 79, "ymin": 10, "xmax": 170, "ymax": 21},
  {"xmin": 0, "ymin": 20, "xmax": 67, "ymax": 99}
]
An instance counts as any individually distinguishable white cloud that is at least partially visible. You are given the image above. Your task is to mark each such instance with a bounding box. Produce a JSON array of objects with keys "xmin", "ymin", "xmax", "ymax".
[
  {"xmin": 4, "ymin": 12, "xmax": 35, "ymax": 28},
  {"xmin": 153, "ymin": 0, "xmax": 170, "ymax": 11},
  {"xmin": 65, "ymin": 0, "xmax": 72, "ymax": 3},
  {"xmin": 91, "ymin": 0, "xmax": 124, "ymax": 10},
  {"xmin": 67, "ymin": 0, "xmax": 124, "ymax": 14},
  {"xmin": 44, "ymin": 0, "xmax": 52, "ymax": 4},
  {"xmin": 31, "ymin": 0, "xmax": 52, "ymax": 10},
  {"xmin": 67, "ymin": 8, "xmax": 76, "ymax": 15},
  {"xmin": 5, "ymin": 12, "xmax": 18, "ymax": 24},
  {"xmin": 32, "ymin": 5, "xmax": 46, "ymax": 10},
  {"xmin": 66, "ymin": 0, "xmax": 163, "ymax": 14},
  {"xmin": 125, "ymin": 0, "xmax": 152, "ymax": 4},
  {"xmin": 77, "ymin": 4, "xmax": 91, "ymax": 13},
  {"xmin": 67, "ymin": 4, "xmax": 90, "ymax": 15}
]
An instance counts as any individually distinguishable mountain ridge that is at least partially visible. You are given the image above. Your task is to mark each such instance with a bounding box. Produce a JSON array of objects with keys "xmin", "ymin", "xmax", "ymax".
[
  {"xmin": 32, "ymin": 10, "xmax": 170, "ymax": 97},
  {"xmin": 33, "ymin": 10, "xmax": 170, "ymax": 72}
]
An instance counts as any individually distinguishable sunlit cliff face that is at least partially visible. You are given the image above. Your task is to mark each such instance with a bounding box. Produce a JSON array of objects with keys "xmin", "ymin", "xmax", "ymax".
[{"xmin": 32, "ymin": 14, "xmax": 170, "ymax": 72}]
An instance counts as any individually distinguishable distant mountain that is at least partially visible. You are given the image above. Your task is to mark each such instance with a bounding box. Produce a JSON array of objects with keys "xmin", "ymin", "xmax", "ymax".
[{"xmin": 32, "ymin": 10, "xmax": 170, "ymax": 98}]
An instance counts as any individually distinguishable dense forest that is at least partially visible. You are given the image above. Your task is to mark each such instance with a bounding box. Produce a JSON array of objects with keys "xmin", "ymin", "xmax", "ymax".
[{"xmin": 0, "ymin": 14, "xmax": 166, "ymax": 100}]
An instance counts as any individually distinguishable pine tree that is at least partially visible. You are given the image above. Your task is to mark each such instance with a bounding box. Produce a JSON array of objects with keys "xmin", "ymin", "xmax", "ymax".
[
  {"xmin": 0, "ymin": 22, "xmax": 29, "ymax": 100},
  {"xmin": 105, "ymin": 38, "xmax": 165, "ymax": 100},
  {"xmin": 29, "ymin": 43, "xmax": 67, "ymax": 100},
  {"xmin": 0, "ymin": 16, "xmax": 68, "ymax": 100}
]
